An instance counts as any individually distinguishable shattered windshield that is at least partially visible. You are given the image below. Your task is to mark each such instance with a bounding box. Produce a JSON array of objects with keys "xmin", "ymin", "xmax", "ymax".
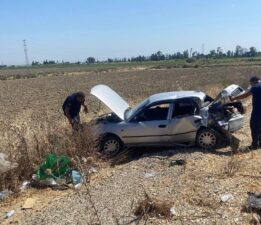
[{"xmin": 125, "ymin": 98, "xmax": 149, "ymax": 120}]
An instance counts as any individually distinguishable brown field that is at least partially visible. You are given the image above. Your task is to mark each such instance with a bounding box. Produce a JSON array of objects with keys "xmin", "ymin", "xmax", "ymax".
[
  {"xmin": 1, "ymin": 65, "xmax": 261, "ymax": 225},
  {"xmin": 1, "ymin": 65, "xmax": 261, "ymax": 128}
]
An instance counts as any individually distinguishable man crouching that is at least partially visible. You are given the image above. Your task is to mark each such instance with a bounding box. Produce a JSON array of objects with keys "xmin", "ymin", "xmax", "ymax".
[{"xmin": 63, "ymin": 92, "xmax": 88, "ymax": 129}]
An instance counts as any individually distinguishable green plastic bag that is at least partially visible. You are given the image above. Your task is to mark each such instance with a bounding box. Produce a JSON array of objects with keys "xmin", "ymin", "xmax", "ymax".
[{"xmin": 36, "ymin": 153, "xmax": 71, "ymax": 180}]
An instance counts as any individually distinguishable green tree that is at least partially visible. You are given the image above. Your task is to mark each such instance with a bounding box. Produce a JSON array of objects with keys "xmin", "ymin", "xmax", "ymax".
[
  {"xmin": 32, "ymin": 61, "xmax": 40, "ymax": 66},
  {"xmin": 226, "ymin": 50, "xmax": 233, "ymax": 57},
  {"xmin": 235, "ymin": 45, "xmax": 243, "ymax": 57},
  {"xmin": 249, "ymin": 47, "xmax": 257, "ymax": 57},
  {"xmin": 86, "ymin": 57, "xmax": 95, "ymax": 64},
  {"xmin": 209, "ymin": 50, "xmax": 216, "ymax": 57},
  {"xmin": 217, "ymin": 47, "xmax": 223, "ymax": 57},
  {"xmin": 183, "ymin": 50, "xmax": 189, "ymax": 59},
  {"xmin": 176, "ymin": 52, "xmax": 183, "ymax": 59},
  {"xmin": 150, "ymin": 51, "xmax": 165, "ymax": 61}
]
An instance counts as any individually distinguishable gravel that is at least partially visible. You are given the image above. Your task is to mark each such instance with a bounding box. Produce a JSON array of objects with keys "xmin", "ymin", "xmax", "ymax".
[{"xmin": 15, "ymin": 144, "xmax": 260, "ymax": 225}]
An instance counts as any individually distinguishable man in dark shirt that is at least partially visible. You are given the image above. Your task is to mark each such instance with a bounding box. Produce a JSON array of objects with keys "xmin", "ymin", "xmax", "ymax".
[
  {"xmin": 231, "ymin": 76, "xmax": 261, "ymax": 149},
  {"xmin": 62, "ymin": 92, "xmax": 88, "ymax": 129}
]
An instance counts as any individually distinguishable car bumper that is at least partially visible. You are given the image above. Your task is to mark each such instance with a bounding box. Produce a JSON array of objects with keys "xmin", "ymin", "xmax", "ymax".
[{"xmin": 218, "ymin": 114, "xmax": 244, "ymax": 132}]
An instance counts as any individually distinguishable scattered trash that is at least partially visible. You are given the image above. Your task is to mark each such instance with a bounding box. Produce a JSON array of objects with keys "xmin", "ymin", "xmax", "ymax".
[
  {"xmin": 40, "ymin": 178, "xmax": 57, "ymax": 186},
  {"xmin": 55, "ymin": 178, "xmax": 67, "ymax": 185},
  {"xmin": 36, "ymin": 153, "xmax": 71, "ymax": 180},
  {"xmin": 221, "ymin": 193, "xmax": 233, "ymax": 202},
  {"xmin": 31, "ymin": 177, "xmax": 57, "ymax": 189},
  {"xmin": 22, "ymin": 198, "xmax": 36, "ymax": 210},
  {"xmin": 32, "ymin": 153, "xmax": 71, "ymax": 189},
  {"xmin": 144, "ymin": 171, "xmax": 156, "ymax": 178},
  {"xmin": 170, "ymin": 206, "xmax": 177, "ymax": 216},
  {"xmin": 169, "ymin": 159, "xmax": 186, "ymax": 167},
  {"xmin": 247, "ymin": 192, "xmax": 261, "ymax": 210},
  {"xmin": 31, "ymin": 154, "xmax": 90, "ymax": 190},
  {"xmin": 5, "ymin": 210, "xmax": 15, "ymax": 219},
  {"xmin": 71, "ymin": 170, "xmax": 83, "ymax": 184},
  {"xmin": 74, "ymin": 183, "xmax": 82, "ymax": 190},
  {"xmin": 88, "ymin": 166, "xmax": 98, "ymax": 174},
  {"xmin": 0, "ymin": 153, "xmax": 18, "ymax": 174},
  {"xmin": 20, "ymin": 181, "xmax": 31, "ymax": 192},
  {"xmin": 0, "ymin": 190, "xmax": 12, "ymax": 200}
]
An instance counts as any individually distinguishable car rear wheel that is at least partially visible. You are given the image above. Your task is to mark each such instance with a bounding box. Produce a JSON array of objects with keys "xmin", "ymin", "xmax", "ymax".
[
  {"xmin": 196, "ymin": 128, "xmax": 220, "ymax": 150},
  {"xmin": 100, "ymin": 135, "xmax": 122, "ymax": 157}
]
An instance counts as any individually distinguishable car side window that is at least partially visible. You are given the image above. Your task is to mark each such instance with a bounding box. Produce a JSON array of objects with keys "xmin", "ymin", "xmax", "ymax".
[
  {"xmin": 172, "ymin": 100, "xmax": 199, "ymax": 118},
  {"xmin": 133, "ymin": 103, "xmax": 170, "ymax": 122}
]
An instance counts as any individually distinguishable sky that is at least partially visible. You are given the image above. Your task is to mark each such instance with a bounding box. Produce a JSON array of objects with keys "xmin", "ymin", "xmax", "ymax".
[{"xmin": 0, "ymin": 0, "xmax": 261, "ymax": 65}]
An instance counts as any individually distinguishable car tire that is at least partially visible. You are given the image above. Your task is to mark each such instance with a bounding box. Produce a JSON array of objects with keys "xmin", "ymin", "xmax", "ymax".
[
  {"xmin": 100, "ymin": 135, "xmax": 122, "ymax": 157},
  {"xmin": 196, "ymin": 128, "xmax": 220, "ymax": 150}
]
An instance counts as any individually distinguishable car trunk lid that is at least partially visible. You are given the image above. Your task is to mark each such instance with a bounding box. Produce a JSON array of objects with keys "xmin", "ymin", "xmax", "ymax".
[
  {"xmin": 207, "ymin": 84, "xmax": 245, "ymax": 107},
  {"xmin": 217, "ymin": 84, "xmax": 245, "ymax": 100}
]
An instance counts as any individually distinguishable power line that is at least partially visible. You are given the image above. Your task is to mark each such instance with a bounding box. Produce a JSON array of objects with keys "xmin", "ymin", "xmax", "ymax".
[{"xmin": 23, "ymin": 40, "xmax": 29, "ymax": 66}]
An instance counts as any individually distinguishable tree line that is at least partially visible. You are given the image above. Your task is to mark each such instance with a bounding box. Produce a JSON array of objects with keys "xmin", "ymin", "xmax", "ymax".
[{"xmin": 28, "ymin": 45, "xmax": 261, "ymax": 66}]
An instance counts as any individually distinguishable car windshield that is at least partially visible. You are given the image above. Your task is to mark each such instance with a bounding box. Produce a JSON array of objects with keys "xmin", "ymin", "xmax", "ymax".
[{"xmin": 125, "ymin": 98, "xmax": 149, "ymax": 120}]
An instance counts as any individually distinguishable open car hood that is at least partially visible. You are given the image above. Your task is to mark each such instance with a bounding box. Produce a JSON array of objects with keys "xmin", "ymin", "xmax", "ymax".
[{"xmin": 90, "ymin": 85, "xmax": 130, "ymax": 120}]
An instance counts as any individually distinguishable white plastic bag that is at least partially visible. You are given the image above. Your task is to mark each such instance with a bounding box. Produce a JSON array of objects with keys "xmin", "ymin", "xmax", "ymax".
[{"xmin": 0, "ymin": 153, "xmax": 18, "ymax": 174}]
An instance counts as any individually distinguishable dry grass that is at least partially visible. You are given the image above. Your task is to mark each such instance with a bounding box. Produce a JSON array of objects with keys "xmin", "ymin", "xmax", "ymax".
[
  {"xmin": 222, "ymin": 154, "xmax": 243, "ymax": 177},
  {"xmin": 134, "ymin": 192, "xmax": 172, "ymax": 220},
  {"xmin": 0, "ymin": 120, "xmax": 100, "ymax": 191}
]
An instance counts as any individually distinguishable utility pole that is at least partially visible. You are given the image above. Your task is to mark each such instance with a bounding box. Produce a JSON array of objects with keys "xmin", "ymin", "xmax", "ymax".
[
  {"xmin": 201, "ymin": 43, "xmax": 205, "ymax": 55},
  {"xmin": 190, "ymin": 48, "xmax": 193, "ymax": 58},
  {"xmin": 23, "ymin": 40, "xmax": 29, "ymax": 66}
]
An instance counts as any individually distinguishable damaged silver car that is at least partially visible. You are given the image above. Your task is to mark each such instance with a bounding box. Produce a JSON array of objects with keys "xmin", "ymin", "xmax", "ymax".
[{"xmin": 91, "ymin": 84, "xmax": 246, "ymax": 155}]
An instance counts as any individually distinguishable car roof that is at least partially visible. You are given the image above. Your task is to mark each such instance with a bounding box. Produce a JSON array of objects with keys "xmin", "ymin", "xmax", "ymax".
[{"xmin": 148, "ymin": 91, "xmax": 206, "ymax": 104}]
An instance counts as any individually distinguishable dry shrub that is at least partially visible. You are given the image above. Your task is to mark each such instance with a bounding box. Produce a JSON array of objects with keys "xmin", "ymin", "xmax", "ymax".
[
  {"xmin": 0, "ymin": 120, "xmax": 100, "ymax": 191},
  {"xmin": 0, "ymin": 124, "xmax": 34, "ymax": 191},
  {"xmin": 134, "ymin": 192, "xmax": 172, "ymax": 220},
  {"xmin": 222, "ymin": 155, "xmax": 242, "ymax": 177}
]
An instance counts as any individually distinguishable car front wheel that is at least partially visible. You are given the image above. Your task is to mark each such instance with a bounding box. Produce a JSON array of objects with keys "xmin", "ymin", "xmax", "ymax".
[
  {"xmin": 196, "ymin": 128, "xmax": 220, "ymax": 150},
  {"xmin": 100, "ymin": 135, "xmax": 122, "ymax": 156}
]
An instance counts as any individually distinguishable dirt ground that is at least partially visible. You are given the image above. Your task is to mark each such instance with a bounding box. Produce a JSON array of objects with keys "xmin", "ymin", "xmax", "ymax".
[
  {"xmin": 1, "ymin": 66, "xmax": 261, "ymax": 224},
  {"xmin": 1, "ymin": 114, "xmax": 261, "ymax": 225}
]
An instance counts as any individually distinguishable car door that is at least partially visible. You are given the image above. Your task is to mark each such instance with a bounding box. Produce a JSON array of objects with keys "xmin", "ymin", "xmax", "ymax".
[
  {"xmin": 168, "ymin": 98, "xmax": 202, "ymax": 144},
  {"xmin": 121, "ymin": 102, "xmax": 173, "ymax": 145}
]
